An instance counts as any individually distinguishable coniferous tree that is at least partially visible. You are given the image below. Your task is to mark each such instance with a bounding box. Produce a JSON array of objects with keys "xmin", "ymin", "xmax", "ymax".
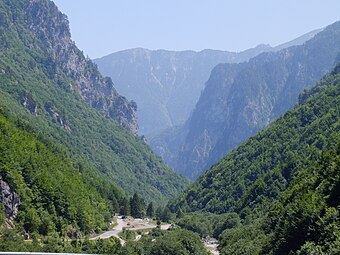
[
  {"xmin": 120, "ymin": 197, "xmax": 130, "ymax": 216},
  {"xmin": 156, "ymin": 206, "xmax": 163, "ymax": 219},
  {"xmin": 161, "ymin": 207, "xmax": 172, "ymax": 222},
  {"xmin": 176, "ymin": 208, "xmax": 184, "ymax": 219},
  {"xmin": 112, "ymin": 197, "xmax": 119, "ymax": 215},
  {"xmin": 130, "ymin": 193, "xmax": 144, "ymax": 218},
  {"xmin": 146, "ymin": 202, "xmax": 155, "ymax": 218}
]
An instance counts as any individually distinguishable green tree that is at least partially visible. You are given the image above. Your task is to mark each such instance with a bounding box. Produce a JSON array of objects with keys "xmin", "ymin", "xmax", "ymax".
[
  {"xmin": 156, "ymin": 206, "xmax": 163, "ymax": 219},
  {"xmin": 112, "ymin": 197, "xmax": 119, "ymax": 215},
  {"xmin": 176, "ymin": 208, "xmax": 184, "ymax": 219},
  {"xmin": 0, "ymin": 204, "xmax": 6, "ymax": 227},
  {"xmin": 130, "ymin": 193, "xmax": 144, "ymax": 218},
  {"xmin": 161, "ymin": 207, "xmax": 172, "ymax": 222},
  {"xmin": 22, "ymin": 207, "xmax": 42, "ymax": 233},
  {"xmin": 120, "ymin": 197, "xmax": 130, "ymax": 216},
  {"xmin": 146, "ymin": 202, "xmax": 155, "ymax": 218}
]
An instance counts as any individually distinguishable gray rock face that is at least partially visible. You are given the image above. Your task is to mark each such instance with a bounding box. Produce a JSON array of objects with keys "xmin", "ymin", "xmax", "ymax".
[
  {"xmin": 94, "ymin": 29, "xmax": 322, "ymax": 138},
  {"xmin": 45, "ymin": 102, "xmax": 70, "ymax": 131},
  {"xmin": 24, "ymin": 0, "xmax": 138, "ymax": 134},
  {"xmin": 0, "ymin": 178, "xmax": 20, "ymax": 228},
  {"xmin": 153, "ymin": 21, "xmax": 340, "ymax": 180},
  {"xmin": 21, "ymin": 93, "xmax": 38, "ymax": 116},
  {"xmin": 94, "ymin": 46, "xmax": 272, "ymax": 137}
]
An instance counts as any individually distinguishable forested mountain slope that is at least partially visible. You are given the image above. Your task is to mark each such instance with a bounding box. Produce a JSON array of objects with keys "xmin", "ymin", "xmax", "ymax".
[
  {"xmin": 170, "ymin": 64, "xmax": 340, "ymax": 254},
  {"xmin": 159, "ymin": 21, "xmax": 340, "ymax": 180},
  {"xmin": 0, "ymin": 0, "xmax": 188, "ymax": 206},
  {"xmin": 1, "ymin": 0, "xmax": 137, "ymax": 134},
  {"xmin": 0, "ymin": 109, "xmax": 120, "ymax": 235}
]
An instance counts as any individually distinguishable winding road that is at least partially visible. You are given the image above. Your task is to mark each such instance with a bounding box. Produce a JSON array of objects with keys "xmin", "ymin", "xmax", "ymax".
[
  {"xmin": 89, "ymin": 217, "xmax": 170, "ymax": 246},
  {"xmin": 90, "ymin": 217, "xmax": 219, "ymax": 254},
  {"xmin": 89, "ymin": 218, "xmax": 126, "ymax": 245}
]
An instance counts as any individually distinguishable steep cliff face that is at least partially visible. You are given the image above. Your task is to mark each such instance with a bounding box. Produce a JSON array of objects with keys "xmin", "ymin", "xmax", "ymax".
[
  {"xmin": 94, "ymin": 29, "xmax": 321, "ymax": 138},
  {"xmin": 95, "ymin": 46, "xmax": 272, "ymax": 137},
  {"xmin": 0, "ymin": 178, "xmax": 20, "ymax": 228},
  {"xmin": 22, "ymin": 0, "xmax": 138, "ymax": 134},
  {"xmin": 169, "ymin": 65, "xmax": 340, "ymax": 255},
  {"xmin": 158, "ymin": 21, "xmax": 340, "ymax": 180},
  {"xmin": 0, "ymin": 0, "xmax": 188, "ymax": 206}
]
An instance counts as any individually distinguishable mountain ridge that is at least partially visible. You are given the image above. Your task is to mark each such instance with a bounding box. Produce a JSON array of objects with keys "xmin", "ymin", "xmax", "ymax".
[
  {"xmin": 169, "ymin": 64, "xmax": 340, "ymax": 254},
  {"xmin": 94, "ymin": 28, "xmax": 322, "ymax": 135},
  {"xmin": 0, "ymin": 0, "xmax": 188, "ymax": 206},
  {"xmin": 154, "ymin": 21, "xmax": 340, "ymax": 180},
  {"xmin": 19, "ymin": 0, "xmax": 138, "ymax": 134},
  {"xmin": 94, "ymin": 38, "xmax": 307, "ymax": 137}
]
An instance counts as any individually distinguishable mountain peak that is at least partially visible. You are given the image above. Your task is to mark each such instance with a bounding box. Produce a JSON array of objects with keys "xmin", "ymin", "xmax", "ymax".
[{"xmin": 23, "ymin": 0, "xmax": 138, "ymax": 134}]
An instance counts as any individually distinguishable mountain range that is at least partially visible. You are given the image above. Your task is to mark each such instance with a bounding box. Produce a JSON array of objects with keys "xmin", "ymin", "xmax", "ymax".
[
  {"xmin": 151, "ymin": 21, "xmax": 340, "ymax": 179},
  {"xmin": 94, "ymin": 28, "xmax": 321, "ymax": 137},
  {"xmin": 0, "ymin": 0, "xmax": 339, "ymax": 254},
  {"xmin": 170, "ymin": 63, "xmax": 340, "ymax": 254}
]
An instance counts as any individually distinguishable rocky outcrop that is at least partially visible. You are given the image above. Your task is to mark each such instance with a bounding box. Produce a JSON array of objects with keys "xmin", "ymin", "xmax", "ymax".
[
  {"xmin": 154, "ymin": 21, "xmax": 340, "ymax": 180},
  {"xmin": 44, "ymin": 102, "xmax": 70, "ymax": 131},
  {"xmin": 0, "ymin": 0, "xmax": 189, "ymax": 208},
  {"xmin": 95, "ymin": 29, "xmax": 321, "ymax": 138},
  {"xmin": 23, "ymin": 0, "xmax": 138, "ymax": 134},
  {"xmin": 94, "ymin": 47, "xmax": 271, "ymax": 137},
  {"xmin": 0, "ymin": 178, "xmax": 20, "ymax": 228},
  {"xmin": 21, "ymin": 93, "xmax": 38, "ymax": 116}
]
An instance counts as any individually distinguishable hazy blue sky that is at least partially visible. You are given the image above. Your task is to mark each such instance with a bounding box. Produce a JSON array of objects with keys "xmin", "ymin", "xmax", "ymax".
[{"xmin": 53, "ymin": 0, "xmax": 340, "ymax": 59}]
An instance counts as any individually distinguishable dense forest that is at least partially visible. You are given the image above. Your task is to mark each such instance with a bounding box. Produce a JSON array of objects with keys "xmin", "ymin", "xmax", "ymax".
[
  {"xmin": 0, "ymin": 0, "xmax": 189, "ymax": 252},
  {"xmin": 2, "ymin": 59, "xmax": 338, "ymax": 251},
  {"xmin": 0, "ymin": 0, "xmax": 188, "ymax": 205},
  {"xmin": 0, "ymin": 0, "xmax": 339, "ymax": 254},
  {"xmin": 169, "ymin": 64, "xmax": 340, "ymax": 254},
  {"xmin": 0, "ymin": 107, "xmax": 119, "ymax": 245},
  {"xmin": 0, "ymin": 108, "xmax": 172, "ymax": 236}
]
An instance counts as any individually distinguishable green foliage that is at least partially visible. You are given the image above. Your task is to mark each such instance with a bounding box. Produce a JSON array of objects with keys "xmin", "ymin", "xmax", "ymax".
[
  {"xmin": 130, "ymin": 193, "xmax": 145, "ymax": 218},
  {"xmin": 0, "ymin": 204, "xmax": 6, "ymax": 227},
  {"xmin": 215, "ymin": 145, "xmax": 340, "ymax": 255},
  {"xmin": 176, "ymin": 214, "xmax": 212, "ymax": 238},
  {"xmin": 160, "ymin": 207, "xmax": 174, "ymax": 222},
  {"xmin": 219, "ymin": 222, "xmax": 269, "ymax": 255},
  {"xmin": 176, "ymin": 213, "xmax": 240, "ymax": 238},
  {"xmin": 121, "ymin": 229, "xmax": 209, "ymax": 255},
  {"xmin": 146, "ymin": 202, "xmax": 155, "ymax": 218},
  {"xmin": 120, "ymin": 228, "xmax": 137, "ymax": 241},
  {"xmin": 0, "ymin": 230, "xmax": 122, "ymax": 254},
  {"xmin": 266, "ymin": 146, "xmax": 340, "ymax": 254},
  {"xmin": 0, "ymin": 113, "xmax": 110, "ymax": 234},
  {"xmin": 0, "ymin": 229, "xmax": 28, "ymax": 251},
  {"xmin": 120, "ymin": 197, "xmax": 131, "ymax": 216},
  {"xmin": 170, "ymin": 65, "xmax": 340, "ymax": 254},
  {"xmin": 0, "ymin": 0, "xmax": 188, "ymax": 208},
  {"xmin": 112, "ymin": 197, "xmax": 120, "ymax": 215},
  {"xmin": 170, "ymin": 65, "xmax": 340, "ymax": 215}
]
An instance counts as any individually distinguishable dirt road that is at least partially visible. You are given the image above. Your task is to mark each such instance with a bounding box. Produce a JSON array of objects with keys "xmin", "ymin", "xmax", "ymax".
[
  {"xmin": 89, "ymin": 217, "xmax": 126, "ymax": 245},
  {"xmin": 89, "ymin": 217, "xmax": 171, "ymax": 246}
]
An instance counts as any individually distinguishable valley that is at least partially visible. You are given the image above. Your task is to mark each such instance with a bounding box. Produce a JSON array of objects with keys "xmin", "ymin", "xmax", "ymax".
[
  {"xmin": 0, "ymin": 0, "xmax": 339, "ymax": 254},
  {"xmin": 150, "ymin": 21, "xmax": 340, "ymax": 180}
]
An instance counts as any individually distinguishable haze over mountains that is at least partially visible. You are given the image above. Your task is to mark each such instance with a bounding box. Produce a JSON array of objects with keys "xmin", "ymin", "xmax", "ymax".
[
  {"xmin": 94, "ymin": 28, "xmax": 321, "ymax": 138},
  {"xmin": 0, "ymin": 0, "xmax": 339, "ymax": 254},
  {"xmin": 150, "ymin": 22, "xmax": 340, "ymax": 179},
  {"xmin": 170, "ymin": 64, "xmax": 340, "ymax": 254}
]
